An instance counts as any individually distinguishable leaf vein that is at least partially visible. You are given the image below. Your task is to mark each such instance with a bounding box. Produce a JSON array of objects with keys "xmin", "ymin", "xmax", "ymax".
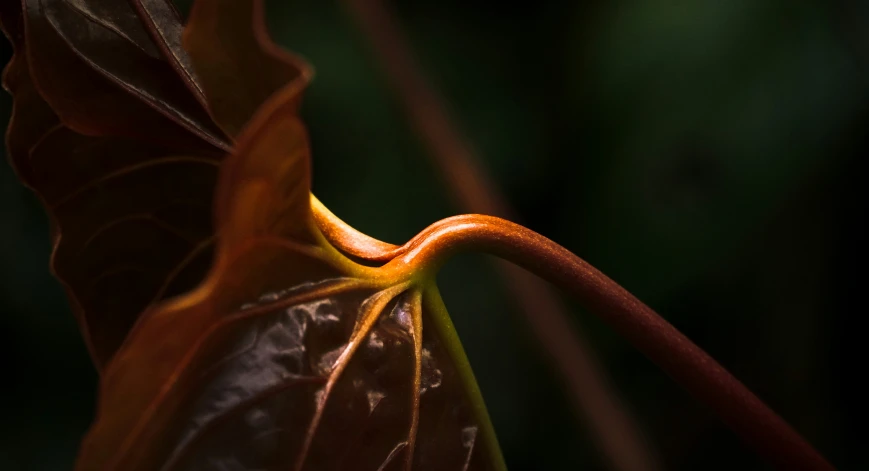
[{"xmin": 51, "ymin": 156, "xmax": 219, "ymax": 209}]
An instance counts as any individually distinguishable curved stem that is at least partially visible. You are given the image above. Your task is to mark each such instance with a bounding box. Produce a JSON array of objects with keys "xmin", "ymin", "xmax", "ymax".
[
  {"xmin": 382, "ymin": 214, "xmax": 835, "ymax": 471},
  {"xmin": 311, "ymin": 195, "xmax": 401, "ymax": 261}
]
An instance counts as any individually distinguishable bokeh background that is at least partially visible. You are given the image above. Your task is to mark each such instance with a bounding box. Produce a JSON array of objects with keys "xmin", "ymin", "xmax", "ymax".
[{"xmin": 1, "ymin": 0, "xmax": 866, "ymax": 469}]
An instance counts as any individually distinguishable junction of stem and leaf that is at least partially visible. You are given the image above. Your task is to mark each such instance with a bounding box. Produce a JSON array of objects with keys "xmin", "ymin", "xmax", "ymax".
[
  {"xmin": 2, "ymin": 1, "xmax": 508, "ymax": 468},
  {"xmin": 0, "ymin": 1, "xmax": 835, "ymax": 470},
  {"xmin": 70, "ymin": 61, "xmax": 505, "ymax": 470}
]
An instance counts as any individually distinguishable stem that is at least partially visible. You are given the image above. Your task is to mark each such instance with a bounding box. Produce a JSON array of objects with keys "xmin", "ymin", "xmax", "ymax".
[
  {"xmin": 311, "ymin": 194, "xmax": 402, "ymax": 261},
  {"xmin": 383, "ymin": 214, "xmax": 835, "ymax": 471}
]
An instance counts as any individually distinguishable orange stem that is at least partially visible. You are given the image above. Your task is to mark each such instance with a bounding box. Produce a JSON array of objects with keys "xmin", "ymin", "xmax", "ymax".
[{"xmin": 381, "ymin": 214, "xmax": 835, "ymax": 471}]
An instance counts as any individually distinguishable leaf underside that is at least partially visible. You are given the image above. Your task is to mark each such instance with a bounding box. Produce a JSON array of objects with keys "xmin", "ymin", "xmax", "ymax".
[
  {"xmin": 1, "ymin": 1, "xmax": 505, "ymax": 469},
  {"xmin": 86, "ymin": 267, "xmax": 495, "ymax": 471}
]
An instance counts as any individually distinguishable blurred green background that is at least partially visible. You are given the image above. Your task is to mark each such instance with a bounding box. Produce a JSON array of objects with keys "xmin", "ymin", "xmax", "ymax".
[{"xmin": 1, "ymin": 0, "xmax": 865, "ymax": 469}]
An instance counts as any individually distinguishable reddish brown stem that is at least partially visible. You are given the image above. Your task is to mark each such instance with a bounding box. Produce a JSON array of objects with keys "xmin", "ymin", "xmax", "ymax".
[
  {"xmin": 383, "ymin": 214, "xmax": 836, "ymax": 471},
  {"xmin": 341, "ymin": 1, "xmax": 659, "ymax": 469}
]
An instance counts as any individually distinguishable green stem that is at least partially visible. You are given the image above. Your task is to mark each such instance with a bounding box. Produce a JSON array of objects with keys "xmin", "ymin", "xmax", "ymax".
[{"xmin": 383, "ymin": 214, "xmax": 834, "ymax": 471}]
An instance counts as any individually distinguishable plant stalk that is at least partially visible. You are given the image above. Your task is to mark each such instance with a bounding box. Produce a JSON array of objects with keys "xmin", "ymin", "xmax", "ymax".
[{"xmin": 382, "ymin": 214, "xmax": 836, "ymax": 471}]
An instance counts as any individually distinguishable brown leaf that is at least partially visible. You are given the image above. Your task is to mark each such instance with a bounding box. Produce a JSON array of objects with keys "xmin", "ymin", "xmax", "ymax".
[
  {"xmin": 33, "ymin": 129, "xmax": 222, "ymax": 366},
  {"xmin": 0, "ymin": 0, "xmax": 314, "ymax": 367},
  {"xmin": 0, "ymin": 0, "xmax": 59, "ymax": 185},
  {"xmin": 130, "ymin": 0, "xmax": 210, "ymax": 108},
  {"xmin": 76, "ymin": 85, "xmax": 501, "ymax": 471},
  {"xmin": 182, "ymin": 0, "xmax": 313, "ymax": 137},
  {"xmin": 26, "ymin": 0, "xmax": 224, "ymax": 145},
  {"xmin": 1, "ymin": 0, "xmax": 236, "ymax": 367}
]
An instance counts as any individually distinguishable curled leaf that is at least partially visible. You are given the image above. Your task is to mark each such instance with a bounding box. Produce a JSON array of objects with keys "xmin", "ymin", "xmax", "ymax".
[{"xmin": 183, "ymin": 0, "xmax": 313, "ymax": 137}]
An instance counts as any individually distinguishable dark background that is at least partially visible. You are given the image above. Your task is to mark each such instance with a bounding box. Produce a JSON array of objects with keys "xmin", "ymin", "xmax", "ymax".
[{"xmin": 1, "ymin": 0, "xmax": 866, "ymax": 469}]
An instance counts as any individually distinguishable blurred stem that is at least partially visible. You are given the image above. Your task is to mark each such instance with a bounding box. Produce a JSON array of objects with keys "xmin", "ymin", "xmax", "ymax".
[
  {"xmin": 384, "ymin": 214, "xmax": 836, "ymax": 471},
  {"xmin": 340, "ymin": 1, "xmax": 660, "ymax": 470}
]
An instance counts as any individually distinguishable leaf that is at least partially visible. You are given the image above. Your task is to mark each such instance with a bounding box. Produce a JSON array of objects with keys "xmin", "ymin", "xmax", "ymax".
[
  {"xmin": 0, "ymin": 0, "xmax": 316, "ymax": 368},
  {"xmin": 3, "ymin": 1, "xmax": 505, "ymax": 468},
  {"xmin": 1, "ymin": 0, "xmax": 237, "ymax": 367},
  {"xmin": 129, "ymin": 0, "xmax": 209, "ymax": 108},
  {"xmin": 0, "ymin": 0, "xmax": 59, "ymax": 185},
  {"xmin": 75, "ymin": 80, "xmax": 504, "ymax": 471},
  {"xmin": 182, "ymin": 0, "xmax": 313, "ymax": 137},
  {"xmin": 26, "ymin": 0, "xmax": 225, "ymax": 145}
]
